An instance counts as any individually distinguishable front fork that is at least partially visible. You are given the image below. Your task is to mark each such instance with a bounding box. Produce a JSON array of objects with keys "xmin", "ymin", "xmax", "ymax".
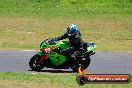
[
  {"xmin": 38, "ymin": 46, "xmax": 56, "ymax": 64},
  {"xmin": 37, "ymin": 52, "xmax": 46, "ymax": 64}
]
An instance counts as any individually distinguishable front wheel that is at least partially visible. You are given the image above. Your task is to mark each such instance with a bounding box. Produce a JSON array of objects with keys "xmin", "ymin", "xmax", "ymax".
[{"xmin": 29, "ymin": 54, "xmax": 46, "ymax": 71}]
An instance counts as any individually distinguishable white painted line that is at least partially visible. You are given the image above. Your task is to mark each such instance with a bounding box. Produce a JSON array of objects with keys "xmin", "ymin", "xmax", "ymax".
[{"xmin": 22, "ymin": 50, "xmax": 37, "ymax": 52}]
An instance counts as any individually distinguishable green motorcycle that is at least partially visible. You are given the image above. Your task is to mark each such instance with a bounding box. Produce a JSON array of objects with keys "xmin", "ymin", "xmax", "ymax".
[{"xmin": 29, "ymin": 38, "xmax": 97, "ymax": 72}]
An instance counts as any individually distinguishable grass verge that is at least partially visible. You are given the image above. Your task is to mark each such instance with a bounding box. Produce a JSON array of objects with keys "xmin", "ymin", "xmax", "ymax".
[
  {"xmin": 0, "ymin": 16, "xmax": 131, "ymax": 51},
  {"xmin": 0, "ymin": 72, "xmax": 132, "ymax": 88}
]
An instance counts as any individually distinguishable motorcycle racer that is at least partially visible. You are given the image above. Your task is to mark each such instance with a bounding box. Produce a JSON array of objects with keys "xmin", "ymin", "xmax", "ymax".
[
  {"xmin": 29, "ymin": 24, "xmax": 97, "ymax": 72},
  {"xmin": 56, "ymin": 24, "xmax": 84, "ymax": 69}
]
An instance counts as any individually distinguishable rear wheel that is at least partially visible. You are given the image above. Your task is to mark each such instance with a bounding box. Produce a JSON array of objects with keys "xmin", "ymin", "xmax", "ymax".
[
  {"xmin": 81, "ymin": 56, "xmax": 91, "ymax": 70},
  {"xmin": 29, "ymin": 54, "xmax": 46, "ymax": 71},
  {"xmin": 71, "ymin": 56, "xmax": 91, "ymax": 72}
]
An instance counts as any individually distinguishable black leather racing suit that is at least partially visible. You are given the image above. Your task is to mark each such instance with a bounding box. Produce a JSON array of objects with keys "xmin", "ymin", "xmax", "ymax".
[{"xmin": 57, "ymin": 32, "xmax": 83, "ymax": 68}]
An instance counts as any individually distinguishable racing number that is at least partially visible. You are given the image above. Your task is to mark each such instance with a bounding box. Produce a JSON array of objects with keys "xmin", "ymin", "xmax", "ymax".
[{"xmin": 45, "ymin": 48, "xmax": 51, "ymax": 53}]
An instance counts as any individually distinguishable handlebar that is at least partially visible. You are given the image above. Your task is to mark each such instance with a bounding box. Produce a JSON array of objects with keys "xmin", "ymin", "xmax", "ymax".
[{"xmin": 44, "ymin": 38, "xmax": 58, "ymax": 45}]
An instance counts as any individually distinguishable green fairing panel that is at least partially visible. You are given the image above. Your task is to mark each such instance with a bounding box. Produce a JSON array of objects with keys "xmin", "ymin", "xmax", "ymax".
[
  {"xmin": 46, "ymin": 52, "xmax": 67, "ymax": 66},
  {"xmin": 87, "ymin": 42, "xmax": 97, "ymax": 52},
  {"xmin": 37, "ymin": 52, "xmax": 67, "ymax": 66},
  {"xmin": 38, "ymin": 40, "xmax": 69, "ymax": 66},
  {"xmin": 37, "ymin": 52, "xmax": 44, "ymax": 56},
  {"xmin": 56, "ymin": 41, "xmax": 69, "ymax": 49},
  {"xmin": 40, "ymin": 42, "xmax": 55, "ymax": 49},
  {"xmin": 40, "ymin": 40, "xmax": 69, "ymax": 49}
]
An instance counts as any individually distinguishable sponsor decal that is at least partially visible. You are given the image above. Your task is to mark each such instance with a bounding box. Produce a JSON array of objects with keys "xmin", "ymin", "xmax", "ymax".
[{"xmin": 76, "ymin": 74, "xmax": 131, "ymax": 85}]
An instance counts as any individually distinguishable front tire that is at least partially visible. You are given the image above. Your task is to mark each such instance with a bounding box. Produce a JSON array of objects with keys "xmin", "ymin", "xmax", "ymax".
[{"xmin": 29, "ymin": 54, "xmax": 46, "ymax": 71}]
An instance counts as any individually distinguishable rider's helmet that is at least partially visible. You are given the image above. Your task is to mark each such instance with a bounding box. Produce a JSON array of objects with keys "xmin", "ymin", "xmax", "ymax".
[{"xmin": 67, "ymin": 24, "xmax": 80, "ymax": 37}]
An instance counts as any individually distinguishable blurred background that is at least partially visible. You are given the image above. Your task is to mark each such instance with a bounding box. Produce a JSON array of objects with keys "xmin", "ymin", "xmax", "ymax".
[{"xmin": 0, "ymin": 0, "xmax": 132, "ymax": 51}]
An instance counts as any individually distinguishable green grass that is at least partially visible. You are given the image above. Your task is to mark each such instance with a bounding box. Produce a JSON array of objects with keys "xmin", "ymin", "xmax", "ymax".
[
  {"xmin": 0, "ymin": 0, "xmax": 132, "ymax": 51},
  {"xmin": 0, "ymin": 72, "xmax": 131, "ymax": 88},
  {"xmin": 0, "ymin": 0, "xmax": 131, "ymax": 18}
]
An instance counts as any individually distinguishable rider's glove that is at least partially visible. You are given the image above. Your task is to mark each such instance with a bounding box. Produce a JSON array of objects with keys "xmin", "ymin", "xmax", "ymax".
[{"xmin": 48, "ymin": 37, "xmax": 59, "ymax": 44}]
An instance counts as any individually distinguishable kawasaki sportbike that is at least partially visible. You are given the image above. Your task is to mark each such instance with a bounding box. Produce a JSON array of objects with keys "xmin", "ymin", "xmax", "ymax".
[{"xmin": 29, "ymin": 38, "xmax": 97, "ymax": 72}]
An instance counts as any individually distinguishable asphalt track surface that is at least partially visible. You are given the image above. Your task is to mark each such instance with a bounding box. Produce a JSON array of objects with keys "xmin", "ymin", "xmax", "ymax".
[{"xmin": 0, "ymin": 50, "xmax": 132, "ymax": 74}]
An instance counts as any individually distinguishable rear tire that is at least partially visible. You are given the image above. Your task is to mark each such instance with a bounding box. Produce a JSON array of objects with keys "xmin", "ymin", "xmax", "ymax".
[
  {"xmin": 71, "ymin": 56, "xmax": 91, "ymax": 72},
  {"xmin": 82, "ymin": 56, "xmax": 91, "ymax": 70},
  {"xmin": 29, "ymin": 54, "xmax": 46, "ymax": 71}
]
